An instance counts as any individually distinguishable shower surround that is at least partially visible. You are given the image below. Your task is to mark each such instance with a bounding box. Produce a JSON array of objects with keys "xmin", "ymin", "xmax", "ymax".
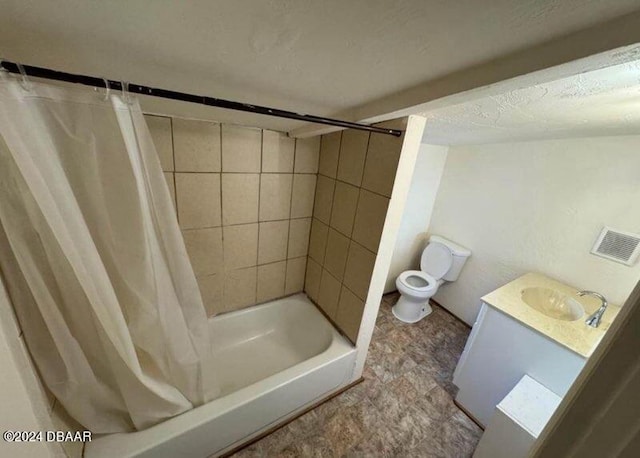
[
  {"xmin": 305, "ymin": 120, "xmax": 405, "ymax": 342},
  {"xmin": 146, "ymin": 115, "xmax": 319, "ymax": 315}
]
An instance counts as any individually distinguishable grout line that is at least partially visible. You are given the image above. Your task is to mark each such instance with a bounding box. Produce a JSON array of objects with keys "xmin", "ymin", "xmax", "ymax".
[
  {"xmin": 254, "ymin": 130, "xmax": 263, "ymax": 302},
  {"xmin": 317, "ymin": 171, "xmax": 391, "ymax": 200},
  {"xmin": 172, "ymin": 170, "xmax": 316, "ymax": 175}
]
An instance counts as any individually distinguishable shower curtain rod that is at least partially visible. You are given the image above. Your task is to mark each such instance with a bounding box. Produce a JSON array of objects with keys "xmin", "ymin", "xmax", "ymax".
[{"xmin": 0, "ymin": 60, "xmax": 402, "ymax": 137}]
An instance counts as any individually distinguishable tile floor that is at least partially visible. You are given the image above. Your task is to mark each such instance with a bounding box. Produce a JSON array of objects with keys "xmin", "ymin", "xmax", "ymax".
[{"xmin": 231, "ymin": 293, "xmax": 483, "ymax": 457}]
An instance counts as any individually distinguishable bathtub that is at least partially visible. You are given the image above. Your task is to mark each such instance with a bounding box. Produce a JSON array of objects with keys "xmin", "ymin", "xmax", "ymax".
[{"xmin": 84, "ymin": 293, "xmax": 356, "ymax": 458}]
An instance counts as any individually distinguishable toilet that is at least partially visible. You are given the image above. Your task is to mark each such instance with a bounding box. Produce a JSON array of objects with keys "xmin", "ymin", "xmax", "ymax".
[{"xmin": 393, "ymin": 235, "xmax": 471, "ymax": 323}]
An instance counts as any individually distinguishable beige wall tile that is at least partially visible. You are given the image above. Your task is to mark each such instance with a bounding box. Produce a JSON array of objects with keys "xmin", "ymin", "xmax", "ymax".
[
  {"xmin": 294, "ymin": 137, "xmax": 320, "ymax": 173},
  {"xmin": 224, "ymin": 267, "xmax": 257, "ymax": 311},
  {"xmin": 313, "ymin": 175, "xmax": 335, "ymax": 224},
  {"xmin": 335, "ymin": 286, "xmax": 366, "ymax": 343},
  {"xmin": 183, "ymin": 227, "xmax": 223, "ymax": 276},
  {"xmin": 221, "ymin": 124, "xmax": 262, "ymax": 172},
  {"xmin": 257, "ymin": 261, "xmax": 286, "ymax": 302},
  {"xmin": 176, "ymin": 173, "xmax": 221, "ymax": 229},
  {"xmin": 163, "ymin": 172, "xmax": 176, "ymax": 210},
  {"xmin": 305, "ymin": 257, "xmax": 322, "ymax": 302},
  {"xmin": 361, "ymin": 132, "xmax": 403, "ymax": 197},
  {"xmin": 259, "ymin": 174, "xmax": 292, "ymax": 221},
  {"xmin": 258, "ymin": 220, "xmax": 288, "ymax": 264},
  {"xmin": 308, "ymin": 218, "xmax": 329, "ymax": 264},
  {"xmin": 145, "ymin": 114, "xmax": 173, "ymax": 172},
  {"xmin": 318, "ymin": 132, "xmax": 341, "ymax": 178},
  {"xmin": 317, "ymin": 269, "xmax": 341, "ymax": 318},
  {"xmin": 198, "ymin": 274, "xmax": 223, "ymax": 316},
  {"xmin": 351, "ymin": 189, "xmax": 390, "ymax": 253},
  {"xmin": 329, "ymin": 181, "xmax": 359, "ymax": 237},
  {"xmin": 288, "ymin": 218, "xmax": 311, "ymax": 258},
  {"xmin": 323, "ymin": 228, "xmax": 350, "ymax": 281},
  {"xmin": 343, "ymin": 241, "xmax": 376, "ymax": 301},
  {"xmin": 262, "ymin": 130, "xmax": 294, "ymax": 173},
  {"xmin": 337, "ymin": 130, "xmax": 369, "ymax": 186},
  {"xmin": 285, "ymin": 256, "xmax": 306, "ymax": 295},
  {"xmin": 221, "ymin": 173, "xmax": 259, "ymax": 225},
  {"xmin": 291, "ymin": 174, "xmax": 317, "ymax": 218},
  {"xmin": 223, "ymin": 223, "xmax": 258, "ymax": 270},
  {"xmin": 173, "ymin": 118, "xmax": 221, "ymax": 172}
]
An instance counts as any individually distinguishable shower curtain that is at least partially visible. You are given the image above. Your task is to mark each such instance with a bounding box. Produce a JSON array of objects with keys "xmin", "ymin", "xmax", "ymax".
[{"xmin": 0, "ymin": 75, "xmax": 217, "ymax": 433}]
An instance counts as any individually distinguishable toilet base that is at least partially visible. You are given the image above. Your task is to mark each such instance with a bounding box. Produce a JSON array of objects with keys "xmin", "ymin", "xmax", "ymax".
[{"xmin": 392, "ymin": 296, "xmax": 433, "ymax": 323}]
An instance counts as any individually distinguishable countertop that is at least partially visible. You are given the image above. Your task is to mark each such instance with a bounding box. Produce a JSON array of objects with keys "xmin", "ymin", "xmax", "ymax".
[{"xmin": 481, "ymin": 272, "xmax": 620, "ymax": 358}]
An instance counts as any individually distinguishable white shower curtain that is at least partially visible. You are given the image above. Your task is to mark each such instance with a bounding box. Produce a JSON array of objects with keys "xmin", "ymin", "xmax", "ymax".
[{"xmin": 0, "ymin": 76, "xmax": 217, "ymax": 433}]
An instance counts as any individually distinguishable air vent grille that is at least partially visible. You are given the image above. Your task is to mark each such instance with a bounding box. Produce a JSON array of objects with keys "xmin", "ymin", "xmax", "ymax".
[{"xmin": 591, "ymin": 227, "xmax": 640, "ymax": 266}]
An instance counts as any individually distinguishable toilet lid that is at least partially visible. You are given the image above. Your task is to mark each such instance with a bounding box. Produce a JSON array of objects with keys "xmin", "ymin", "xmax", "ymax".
[{"xmin": 420, "ymin": 243, "xmax": 453, "ymax": 280}]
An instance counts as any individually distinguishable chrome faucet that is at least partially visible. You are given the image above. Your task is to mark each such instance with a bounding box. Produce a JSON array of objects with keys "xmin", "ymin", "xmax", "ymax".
[{"xmin": 578, "ymin": 291, "xmax": 608, "ymax": 328}]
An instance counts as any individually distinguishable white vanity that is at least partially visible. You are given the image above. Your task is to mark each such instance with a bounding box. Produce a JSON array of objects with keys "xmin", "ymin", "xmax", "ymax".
[{"xmin": 453, "ymin": 273, "xmax": 619, "ymax": 427}]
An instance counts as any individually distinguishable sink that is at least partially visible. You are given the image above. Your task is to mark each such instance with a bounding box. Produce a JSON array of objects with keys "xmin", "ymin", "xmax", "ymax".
[{"xmin": 521, "ymin": 287, "xmax": 585, "ymax": 321}]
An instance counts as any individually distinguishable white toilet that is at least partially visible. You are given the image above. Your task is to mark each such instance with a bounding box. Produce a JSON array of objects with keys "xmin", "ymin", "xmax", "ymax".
[{"xmin": 393, "ymin": 235, "xmax": 471, "ymax": 323}]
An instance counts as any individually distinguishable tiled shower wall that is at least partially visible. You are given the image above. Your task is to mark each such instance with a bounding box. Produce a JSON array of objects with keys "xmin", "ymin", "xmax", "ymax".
[
  {"xmin": 304, "ymin": 119, "xmax": 405, "ymax": 342},
  {"xmin": 145, "ymin": 115, "xmax": 320, "ymax": 316}
]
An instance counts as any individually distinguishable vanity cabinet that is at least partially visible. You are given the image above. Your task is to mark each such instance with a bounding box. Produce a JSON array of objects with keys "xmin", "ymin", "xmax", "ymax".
[{"xmin": 453, "ymin": 302, "xmax": 586, "ymax": 427}]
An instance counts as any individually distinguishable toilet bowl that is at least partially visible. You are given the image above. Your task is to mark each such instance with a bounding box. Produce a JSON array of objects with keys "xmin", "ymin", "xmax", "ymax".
[{"xmin": 393, "ymin": 235, "xmax": 471, "ymax": 323}]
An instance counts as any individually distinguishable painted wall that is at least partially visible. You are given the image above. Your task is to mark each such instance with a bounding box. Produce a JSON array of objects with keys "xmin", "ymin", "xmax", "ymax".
[
  {"xmin": 305, "ymin": 120, "xmax": 405, "ymax": 342},
  {"xmin": 385, "ymin": 143, "xmax": 449, "ymax": 292},
  {"xmin": 428, "ymin": 135, "xmax": 640, "ymax": 325},
  {"xmin": 146, "ymin": 115, "xmax": 319, "ymax": 316}
]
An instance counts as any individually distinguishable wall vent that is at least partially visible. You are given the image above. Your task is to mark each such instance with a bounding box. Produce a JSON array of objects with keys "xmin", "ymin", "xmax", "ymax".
[{"xmin": 591, "ymin": 227, "xmax": 640, "ymax": 266}]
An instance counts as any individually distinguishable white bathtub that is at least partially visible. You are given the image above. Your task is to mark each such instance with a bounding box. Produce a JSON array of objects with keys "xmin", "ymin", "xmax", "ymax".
[{"xmin": 84, "ymin": 294, "xmax": 356, "ymax": 458}]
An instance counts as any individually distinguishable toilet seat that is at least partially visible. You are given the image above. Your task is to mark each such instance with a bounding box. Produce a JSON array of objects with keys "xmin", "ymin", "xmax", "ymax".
[{"xmin": 397, "ymin": 270, "xmax": 438, "ymax": 294}]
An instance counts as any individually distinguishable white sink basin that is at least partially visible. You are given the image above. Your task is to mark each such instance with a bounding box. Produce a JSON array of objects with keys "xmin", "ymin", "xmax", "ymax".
[{"xmin": 521, "ymin": 287, "xmax": 585, "ymax": 321}]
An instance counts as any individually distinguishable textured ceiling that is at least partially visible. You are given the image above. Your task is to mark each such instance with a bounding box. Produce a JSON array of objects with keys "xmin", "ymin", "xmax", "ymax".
[
  {"xmin": 1, "ymin": 0, "xmax": 640, "ymax": 131},
  {"xmin": 420, "ymin": 58, "xmax": 640, "ymax": 144}
]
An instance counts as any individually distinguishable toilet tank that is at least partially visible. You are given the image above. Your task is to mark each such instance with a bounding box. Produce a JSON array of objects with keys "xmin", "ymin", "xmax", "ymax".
[{"xmin": 429, "ymin": 235, "xmax": 471, "ymax": 281}]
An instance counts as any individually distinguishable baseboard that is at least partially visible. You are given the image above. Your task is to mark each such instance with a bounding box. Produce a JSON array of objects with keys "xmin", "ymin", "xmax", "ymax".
[{"xmin": 454, "ymin": 399, "xmax": 485, "ymax": 430}]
